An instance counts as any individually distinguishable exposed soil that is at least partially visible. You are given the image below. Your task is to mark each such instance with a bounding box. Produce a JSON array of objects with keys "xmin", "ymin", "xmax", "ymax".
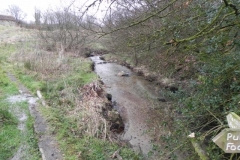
[{"xmin": 8, "ymin": 73, "xmax": 63, "ymax": 160}]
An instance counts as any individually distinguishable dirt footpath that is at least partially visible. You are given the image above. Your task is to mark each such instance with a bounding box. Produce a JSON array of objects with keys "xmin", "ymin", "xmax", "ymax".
[{"xmin": 8, "ymin": 73, "xmax": 63, "ymax": 160}]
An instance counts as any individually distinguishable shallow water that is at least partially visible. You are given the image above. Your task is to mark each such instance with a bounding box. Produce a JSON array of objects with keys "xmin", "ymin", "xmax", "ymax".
[
  {"xmin": 7, "ymin": 72, "xmax": 63, "ymax": 160},
  {"xmin": 91, "ymin": 56, "xmax": 163, "ymax": 156},
  {"xmin": 7, "ymin": 94, "xmax": 38, "ymax": 160}
]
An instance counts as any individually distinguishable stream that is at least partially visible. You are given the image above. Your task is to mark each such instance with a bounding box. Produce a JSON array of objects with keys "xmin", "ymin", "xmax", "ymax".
[{"xmin": 91, "ymin": 56, "xmax": 168, "ymax": 157}]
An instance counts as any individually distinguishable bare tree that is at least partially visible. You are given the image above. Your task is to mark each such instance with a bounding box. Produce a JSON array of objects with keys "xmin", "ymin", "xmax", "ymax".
[
  {"xmin": 39, "ymin": 2, "xmax": 90, "ymax": 54},
  {"xmin": 6, "ymin": 5, "xmax": 26, "ymax": 24},
  {"xmin": 34, "ymin": 7, "xmax": 41, "ymax": 25}
]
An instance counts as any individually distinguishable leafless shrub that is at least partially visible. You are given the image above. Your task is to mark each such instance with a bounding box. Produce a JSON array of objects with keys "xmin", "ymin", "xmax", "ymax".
[
  {"xmin": 38, "ymin": 5, "xmax": 89, "ymax": 53},
  {"xmin": 6, "ymin": 5, "xmax": 26, "ymax": 24}
]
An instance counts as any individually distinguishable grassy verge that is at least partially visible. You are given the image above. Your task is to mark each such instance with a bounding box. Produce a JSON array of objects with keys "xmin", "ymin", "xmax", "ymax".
[
  {"xmin": 40, "ymin": 105, "xmax": 140, "ymax": 160},
  {"xmin": 0, "ymin": 43, "xmax": 21, "ymax": 159},
  {"xmin": 0, "ymin": 30, "xmax": 40, "ymax": 159},
  {"xmin": 12, "ymin": 44, "xmax": 140, "ymax": 159},
  {"xmin": 0, "ymin": 103, "xmax": 20, "ymax": 160},
  {"xmin": 0, "ymin": 70, "xmax": 40, "ymax": 160},
  {"xmin": 17, "ymin": 102, "xmax": 41, "ymax": 160}
]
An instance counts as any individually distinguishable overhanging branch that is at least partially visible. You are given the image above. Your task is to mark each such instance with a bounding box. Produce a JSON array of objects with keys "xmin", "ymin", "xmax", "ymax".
[{"xmin": 223, "ymin": 0, "xmax": 239, "ymax": 15}]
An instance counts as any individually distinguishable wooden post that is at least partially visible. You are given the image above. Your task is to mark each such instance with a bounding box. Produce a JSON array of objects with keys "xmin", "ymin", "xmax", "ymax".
[{"xmin": 37, "ymin": 90, "xmax": 46, "ymax": 106}]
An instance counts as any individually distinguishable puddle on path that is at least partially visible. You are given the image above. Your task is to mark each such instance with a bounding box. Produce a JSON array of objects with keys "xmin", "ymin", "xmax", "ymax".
[
  {"xmin": 91, "ymin": 56, "xmax": 167, "ymax": 157},
  {"xmin": 7, "ymin": 92, "xmax": 63, "ymax": 160},
  {"xmin": 8, "ymin": 94, "xmax": 38, "ymax": 129},
  {"xmin": 8, "ymin": 94, "xmax": 38, "ymax": 104},
  {"xmin": 7, "ymin": 72, "xmax": 63, "ymax": 160},
  {"xmin": 8, "ymin": 94, "xmax": 37, "ymax": 129},
  {"xmin": 7, "ymin": 94, "xmax": 39, "ymax": 160}
]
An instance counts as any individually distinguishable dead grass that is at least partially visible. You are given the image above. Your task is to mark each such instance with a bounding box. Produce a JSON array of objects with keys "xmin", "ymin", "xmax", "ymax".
[
  {"xmin": 70, "ymin": 82, "xmax": 109, "ymax": 139},
  {"xmin": 0, "ymin": 25, "xmax": 36, "ymax": 44},
  {"xmin": 10, "ymin": 44, "xmax": 60, "ymax": 76}
]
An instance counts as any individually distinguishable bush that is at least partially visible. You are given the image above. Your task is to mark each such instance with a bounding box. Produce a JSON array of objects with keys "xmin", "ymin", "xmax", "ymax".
[{"xmin": 162, "ymin": 40, "xmax": 240, "ymax": 159}]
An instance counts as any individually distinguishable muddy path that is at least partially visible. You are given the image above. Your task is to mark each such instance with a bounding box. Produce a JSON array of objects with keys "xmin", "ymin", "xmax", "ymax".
[
  {"xmin": 7, "ymin": 73, "xmax": 63, "ymax": 160},
  {"xmin": 91, "ymin": 56, "xmax": 170, "ymax": 158}
]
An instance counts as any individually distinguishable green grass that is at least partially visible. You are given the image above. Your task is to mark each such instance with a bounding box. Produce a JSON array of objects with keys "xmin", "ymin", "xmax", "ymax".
[
  {"xmin": 0, "ymin": 88, "xmax": 41, "ymax": 160},
  {"xmin": 0, "ymin": 45, "xmax": 20, "ymax": 159},
  {"xmin": 0, "ymin": 71, "xmax": 18, "ymax": 94},
  {"xmin": 19, "ymin": 102, "xmax": 41, "ymax": 160},
  {"xmin": 25, "ymin": 116, "xmax": 41, "ymax": 160},
  {"xmin": 0, "ymin": 75, "xmax": 40, "ymax": 160},
  {"xmin": 0, "ymin": 39, "xmax": 40, "ymax": 159},
  {"xmin": 67, "ymin": 136, "xmax": 139, "ymax": 160},
  {"xmin": 0, "ymin": 76, "xmax": 21, "ymax": 159},
  {"xmin": 16, "ymin": 71, "xmax": 45, "ymax": 93},
  {"xmin": 0, "ymin": 43, "xmax": 17, "ymax": 63},
  {"xmin": 0, "ymin": 43, "xmax": 17, "ymax": 158},
  {"xmin": 0, "ymin": 124, "xmax": 21, "ymax": 159},
  {"xmin": 40, "ymin": 106, "xmax": 140, "ymax": 160}
]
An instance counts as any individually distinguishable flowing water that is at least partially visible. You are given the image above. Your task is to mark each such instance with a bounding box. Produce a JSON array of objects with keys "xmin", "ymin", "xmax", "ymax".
[{"xmin": 91, "ymin": 56, "xmax": 167, "ymax": 157}]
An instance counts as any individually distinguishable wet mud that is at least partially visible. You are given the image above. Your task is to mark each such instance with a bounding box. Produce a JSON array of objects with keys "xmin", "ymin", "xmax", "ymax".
[{"xmin": 7, "ymin": 73, "xmax": 63, "ymax": 160}]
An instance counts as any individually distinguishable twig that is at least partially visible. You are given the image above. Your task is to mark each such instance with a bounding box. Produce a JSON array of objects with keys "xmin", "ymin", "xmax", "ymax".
[
  {"xmin": 104, "ymin": 118, "xmax": 107, "ymax": 141},
  {"xmin": 201, "ymin": 102, "xmax": 223, "ymax": 126},
  {"xmin": 111, "ymin": 149, "xmax": 123, "ymax": 160}
]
